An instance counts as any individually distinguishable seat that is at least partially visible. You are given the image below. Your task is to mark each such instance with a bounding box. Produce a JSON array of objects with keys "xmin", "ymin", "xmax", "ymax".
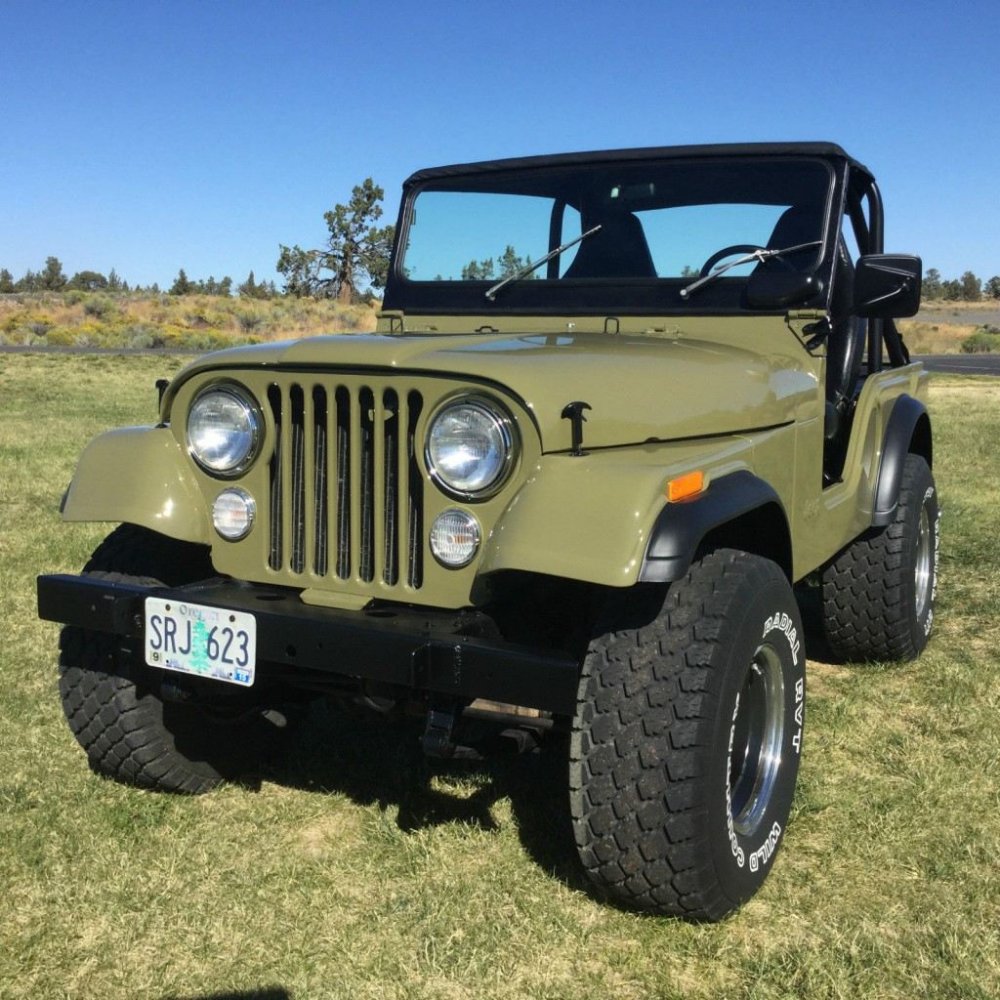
[{"xmin": 562, "ymin": 211, "xmax": 656, "ymax": 279}]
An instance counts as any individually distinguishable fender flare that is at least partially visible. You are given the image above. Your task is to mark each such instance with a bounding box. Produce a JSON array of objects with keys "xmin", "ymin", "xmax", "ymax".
[
  {"xmin": 872, "ymin": 394, "xmax": 932, "ymax": 528},
  {"xmin": 639, "ymin": 471, "xmax": 787, "ymax": 583}
]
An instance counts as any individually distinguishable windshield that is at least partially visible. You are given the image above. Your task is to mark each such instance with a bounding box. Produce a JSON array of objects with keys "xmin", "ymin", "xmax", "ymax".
[{"xmin": 390, "ymin": 156, "xmax": 835, "ymax": 314}]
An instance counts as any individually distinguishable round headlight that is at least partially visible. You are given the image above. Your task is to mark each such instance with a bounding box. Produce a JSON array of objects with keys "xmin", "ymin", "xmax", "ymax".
[
  {"xmin": 187, "ymin": 385, "xmax": 262, "ymax": 476},
  {"xmin": 426, "ymin": 397, "xmax": 516, "ymax": 499}
]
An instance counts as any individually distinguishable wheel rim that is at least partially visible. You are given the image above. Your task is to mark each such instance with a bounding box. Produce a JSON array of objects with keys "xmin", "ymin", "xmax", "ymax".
[
  {"xmin": 914, "ymin": 503, "xmax": 933, "ymax": 620},
  {"xmin": 729, "ymin": 645, "xmax": 785, "ymax": 837}
]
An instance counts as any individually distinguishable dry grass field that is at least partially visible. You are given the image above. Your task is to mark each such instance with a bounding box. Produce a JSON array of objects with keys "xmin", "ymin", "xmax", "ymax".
[
  {"xmin": 1, "ymin": 354, "xmax": 998, "ymax": 999},
  {"xmin": 900, "ymin": 300, "xmax": 1000, "ymax": 354}
]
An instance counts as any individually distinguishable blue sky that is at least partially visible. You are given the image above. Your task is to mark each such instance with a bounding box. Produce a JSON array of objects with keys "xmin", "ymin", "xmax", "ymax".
[{"xmin": 2, "ymin": 0, "xmax": 998, "ymax": 289}]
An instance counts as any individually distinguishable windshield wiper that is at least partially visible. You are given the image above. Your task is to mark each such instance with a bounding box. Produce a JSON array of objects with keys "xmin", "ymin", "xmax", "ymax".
[
  {"xmin": 679, "ymin": 241, "xmax": 822, "ymax": 300},
  {"xmin": 484, "ymin": 224, "xmax": 602, "ymax": 301}
]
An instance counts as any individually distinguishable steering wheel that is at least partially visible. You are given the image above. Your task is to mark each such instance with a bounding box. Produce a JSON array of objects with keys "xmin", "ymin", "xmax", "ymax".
[{"xmin": 698, "ymin": 244, "xmax": 765, "ymax": 277}]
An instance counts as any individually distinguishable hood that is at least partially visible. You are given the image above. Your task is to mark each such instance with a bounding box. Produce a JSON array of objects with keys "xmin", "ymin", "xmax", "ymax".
[{"xmin": 171, "ymin": 330, "xmax": 817, "ymax": 451}]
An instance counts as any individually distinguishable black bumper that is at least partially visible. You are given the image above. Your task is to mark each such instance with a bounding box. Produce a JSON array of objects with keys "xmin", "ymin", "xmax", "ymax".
[{"xmin": 36, "ymin": 574, "xmax": 580, "ymax": 716}]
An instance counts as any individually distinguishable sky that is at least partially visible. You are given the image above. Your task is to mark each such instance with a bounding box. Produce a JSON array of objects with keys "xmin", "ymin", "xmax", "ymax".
[{"xmin": 2, "ymin": 0, "xmax": 998, "ymax": 290}]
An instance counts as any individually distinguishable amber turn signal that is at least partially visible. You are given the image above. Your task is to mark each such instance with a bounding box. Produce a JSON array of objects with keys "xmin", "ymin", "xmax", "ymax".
[{"xmin": 666, "ymin": 470, "xmax": 706, "ymax": 502}]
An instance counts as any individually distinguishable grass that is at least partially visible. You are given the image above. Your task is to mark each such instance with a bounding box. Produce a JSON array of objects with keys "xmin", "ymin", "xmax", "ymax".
[
  {"xmin": 0, "ymin": 292, "xmax": 378, "ymax": 351},
  {"xmin": 1, "ymin": 354, "xmax": 999, "ymax": 999}
]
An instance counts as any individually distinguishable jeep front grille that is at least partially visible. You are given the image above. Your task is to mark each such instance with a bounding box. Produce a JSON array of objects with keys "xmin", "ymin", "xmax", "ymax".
[{"xmin": 266, "ymin": 381, "xmax": 424, "ymax": 590}]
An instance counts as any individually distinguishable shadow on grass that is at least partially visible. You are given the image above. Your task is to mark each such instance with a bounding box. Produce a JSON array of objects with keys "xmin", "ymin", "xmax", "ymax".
[
  {"xmin": 795, "ymin": 583, "xmax": 843, "ymax": 665},
  {"xmin": 264, "ymin": 700, "xmax": 586, "ymax": 891},
  {"xmin": 165, "ymin": 991, "xmax": 290, "ymax": 1000}
]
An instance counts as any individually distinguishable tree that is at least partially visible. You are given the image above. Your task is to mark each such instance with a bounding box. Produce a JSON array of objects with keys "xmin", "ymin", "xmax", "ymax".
[
  {"xmin": 169, "ymin": 268, "xmax": 194, "ymax": 295},
  {"xmin": 960, "ymin": 270, "xmax": 981, "ymax": 301},
  {"xmin": 68, "ymin": 270, "xmax": 109, "ymax": 292},
  {"xmin": 922, "ymin": 268, "xmax": 942, "ymax": 299},
  {"xmin": 15, "ymin": 269, "xmax": 39, "ymax": 292},
  {"xmin": 461, "ymin": 257, "xmax": 495, "ymax": 281},
  {"xmin": 40, "ymin": 256, "xmax": 67, "ymax": 291},
  {"xmin": 198, "ymin": 275, "xmax": 232, "ymax": 296},
  {"xmin": 942, "ymin": 279, "xmax": 962, "ymax": 301},
  {"xmin": 277, "ymin": 178, "xmax": 394, "ymax": 301},
  {"xmin": 238, "ymin": 270, "xmax": 260, "ymax": 298},
  {"xmin": 276, "ymin": 244, "xmax": 321, "ymax": 297},
  {"xmin": 461, "ymin": 246, "xmax": 534, "ymax": 282},
  {"xmin": 0, "ymin": 268, "xmax": 13, "ymax": 293},
  {"xmin": 497, "ymin": 245, "xmax": 532, "ymax": 278},
  {"xmin": 985, "ymin": 275, "xmax": 1000, "ymax": 300}
]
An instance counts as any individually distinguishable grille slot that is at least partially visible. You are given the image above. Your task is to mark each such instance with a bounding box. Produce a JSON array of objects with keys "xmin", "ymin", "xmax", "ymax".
[{"xmin": 267, "ymin": 380, "xmax": 423, "ymax": 591}]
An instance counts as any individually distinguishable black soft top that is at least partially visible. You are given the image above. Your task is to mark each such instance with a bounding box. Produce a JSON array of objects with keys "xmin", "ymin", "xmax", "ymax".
[{"xmin": 404, "ymin": 142, "xmax": 872, "ymax": 188}]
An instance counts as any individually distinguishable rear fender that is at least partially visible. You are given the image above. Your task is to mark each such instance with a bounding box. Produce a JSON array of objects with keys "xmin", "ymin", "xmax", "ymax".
[
  {"xmin": 872, "ymin": 395, "xmax": 932, "ymax": 527},
  {"xmin": 62, "ymin": 426, "xmax": 211, "ymax": 544}
]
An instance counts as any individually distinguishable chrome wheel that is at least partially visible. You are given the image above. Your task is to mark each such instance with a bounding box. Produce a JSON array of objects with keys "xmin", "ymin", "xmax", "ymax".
[
  {"xmin": 914, "ymin": 502, "xmax": 933, "ymax": 619},
  {"xmin": 729, "ymin": 645, "xmax": 785, "ymax": 837}
]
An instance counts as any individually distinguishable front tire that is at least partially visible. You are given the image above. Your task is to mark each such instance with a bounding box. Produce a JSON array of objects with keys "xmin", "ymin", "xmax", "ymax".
[
  {"xmin": 569, "ymin": 550, "xmax": 805, "ymax": 920},
  {"xmin": 58, "ymin": 524, "xmax": 296, "ymax": 793}
]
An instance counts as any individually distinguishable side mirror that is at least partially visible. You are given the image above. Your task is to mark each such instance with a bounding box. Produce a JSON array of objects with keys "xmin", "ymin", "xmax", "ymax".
[{"xmin": 854, "ymin": 254, "xmax": 922, "ymax": 318}]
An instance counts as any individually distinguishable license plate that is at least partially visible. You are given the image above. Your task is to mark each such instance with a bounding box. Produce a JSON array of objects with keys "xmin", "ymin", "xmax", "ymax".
[{"xmin": 145, "ymin": 597, "xmax": 257, "ymax": 687}]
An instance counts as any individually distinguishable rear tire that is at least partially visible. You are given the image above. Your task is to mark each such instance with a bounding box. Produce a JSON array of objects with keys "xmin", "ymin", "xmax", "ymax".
[
  {"xmin": 569, "ymin": 550, "xmax": 805, "ymax": 920},
  {"xmin": 58, "ymin": 524, "xmax": 297, "ymax": 793},
  {"xmin": 821, "ymin": 454, "xmax": 939, "ymax": 662}
]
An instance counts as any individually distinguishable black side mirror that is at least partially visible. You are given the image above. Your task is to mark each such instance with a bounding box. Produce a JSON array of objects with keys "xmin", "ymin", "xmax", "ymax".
[{"xmin": 854, "ymin": 254, "xmax": 922, "ymax": 318}]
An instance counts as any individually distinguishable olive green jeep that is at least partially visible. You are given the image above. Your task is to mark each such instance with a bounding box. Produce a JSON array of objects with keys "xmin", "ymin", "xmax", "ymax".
[{"xmin": 37, "ymin": 142, "xmax": 938, "ymax": 920}]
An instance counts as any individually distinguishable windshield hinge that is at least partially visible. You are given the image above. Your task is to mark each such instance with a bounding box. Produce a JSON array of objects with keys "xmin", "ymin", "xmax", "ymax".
[{"xmin": 785, "ymin": 310, "xmax": 828, "ymax": 355}]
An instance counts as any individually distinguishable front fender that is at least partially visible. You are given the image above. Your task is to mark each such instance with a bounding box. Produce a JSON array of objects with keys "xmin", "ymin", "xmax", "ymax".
[
  {"xmin": 478, "ymin": 439, "xmax": 751, "ymax": 587},
  {"xmin": 62, "ymin": 426, "xmax": 211, "ymax": 544}
]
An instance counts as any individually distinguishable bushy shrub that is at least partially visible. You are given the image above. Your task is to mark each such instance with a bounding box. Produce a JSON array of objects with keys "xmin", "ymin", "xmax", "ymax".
[
  {"xmin": 83, "ymin": 296, "xmax": 118, "ymax": 320},
  {"xmin": 961, "ymin": 327, "xmax": 1000, "ymax": 353},
  {"xmin": 46, "ymin": 325, "xmax": 81, "ymax": 346},
  {"xmin": 235, "ymin": 310, "xmax": 264, "ymax": 333},
  {"xmin": 28, "ymin": 318, "xmax": 53, "ymax": 337}
]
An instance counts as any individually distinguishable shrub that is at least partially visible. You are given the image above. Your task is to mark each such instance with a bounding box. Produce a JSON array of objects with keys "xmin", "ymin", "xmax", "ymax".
[
  {"xmin": 122, "ymin": 324, "xmax": 167, "ymax": 350},
  {"xmin": 235, "ymin": 310, "xmax": 264, "ymax": 333},
  {"xmin": 961, "ymin": 328, "xmax": 1000, "ymax": 353},
  {"xmin": 83, "ymin": 296, "xmax": 117, "ymax": 320},
  {"xmin": 46, "ymin": 325, "xmax": 81, "ymax": 346}
]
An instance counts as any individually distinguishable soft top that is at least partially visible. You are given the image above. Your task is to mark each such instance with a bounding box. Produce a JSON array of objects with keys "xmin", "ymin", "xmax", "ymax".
[{"xmin": 404, "ymin": 142, "xmax": 872, "ymax": 187}]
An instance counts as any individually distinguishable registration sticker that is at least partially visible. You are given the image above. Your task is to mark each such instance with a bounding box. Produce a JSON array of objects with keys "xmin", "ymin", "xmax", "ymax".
[{"xmin": 145, "ymin": 597, "xmax": 257, "ymax": 687}]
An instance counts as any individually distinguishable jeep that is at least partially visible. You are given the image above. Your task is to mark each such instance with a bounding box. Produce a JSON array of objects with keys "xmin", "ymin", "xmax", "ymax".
[{"xmin": 37, "ymin": 142, "xmax": 937, "ymax": 920}]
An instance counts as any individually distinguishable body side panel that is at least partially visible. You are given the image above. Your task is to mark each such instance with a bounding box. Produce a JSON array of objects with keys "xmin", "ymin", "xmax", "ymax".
[{"xmin": 794, "ymin": 363, "xmax": 930, "ymax": 574}]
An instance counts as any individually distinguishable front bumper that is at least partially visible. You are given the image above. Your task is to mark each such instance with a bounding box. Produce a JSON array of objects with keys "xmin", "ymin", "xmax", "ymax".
[{"xmin": 36, "ymin": 574, "xmax": 580, "ymax": 715}]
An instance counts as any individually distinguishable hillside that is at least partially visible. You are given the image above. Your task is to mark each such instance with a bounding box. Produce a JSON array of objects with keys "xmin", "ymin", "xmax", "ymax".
[{"xmin": 0, "ymin": 292, "xmax": 378, "ymax": 351}]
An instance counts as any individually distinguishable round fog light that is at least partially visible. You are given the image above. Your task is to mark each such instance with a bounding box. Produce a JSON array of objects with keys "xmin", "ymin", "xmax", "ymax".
[
  {"xmin": 213, "ymin": 488, "xmax": 256, "ymax": 541},
  {"xmin": 429, "ymin": 509, "xmax": 481, "ymax": 568}
]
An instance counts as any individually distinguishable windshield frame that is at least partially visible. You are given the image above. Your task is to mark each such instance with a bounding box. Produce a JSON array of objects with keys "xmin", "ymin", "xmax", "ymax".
[{"xmin": 384, "ymin": 151, "xmax": 846, "ymax": 317}]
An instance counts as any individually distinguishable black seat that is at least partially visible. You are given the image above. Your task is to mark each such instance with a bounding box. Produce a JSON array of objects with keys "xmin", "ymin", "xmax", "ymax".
[{"xmin": 562, "ymin": 211, "xmax": 656, "ymax": 279}]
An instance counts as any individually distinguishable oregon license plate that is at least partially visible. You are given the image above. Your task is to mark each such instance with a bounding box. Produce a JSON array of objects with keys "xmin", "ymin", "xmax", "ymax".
[{"xmin": 144, "ymin": 597, "xmax": 257, "ymax": 686}]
